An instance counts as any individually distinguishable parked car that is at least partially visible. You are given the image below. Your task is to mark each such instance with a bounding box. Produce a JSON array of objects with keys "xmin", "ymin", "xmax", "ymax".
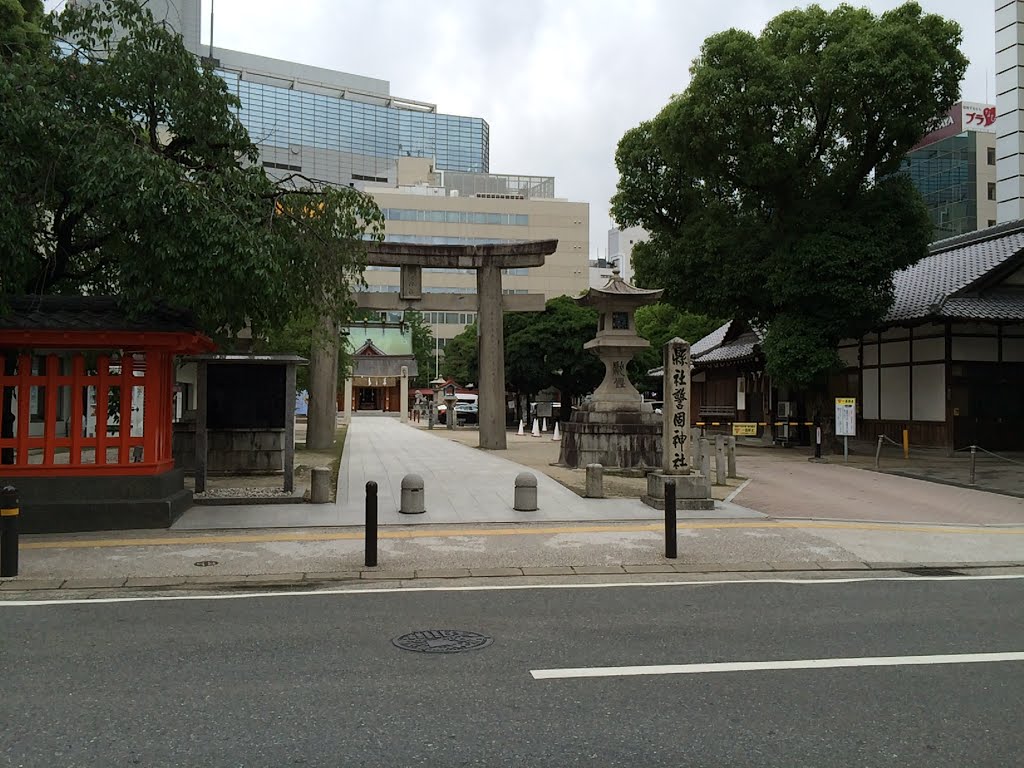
[{"xmin": 437, "ymin": 402, "xmax": 478, "ymax": 425}]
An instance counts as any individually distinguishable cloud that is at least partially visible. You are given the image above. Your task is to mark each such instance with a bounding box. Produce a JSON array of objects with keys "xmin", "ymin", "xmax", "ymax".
[{"xmin": 56, "ymin": 0, "xmax": 997, "ymax": 257}]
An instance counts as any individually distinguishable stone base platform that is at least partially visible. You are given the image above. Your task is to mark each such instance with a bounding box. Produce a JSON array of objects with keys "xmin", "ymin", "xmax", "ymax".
[
  {"xmin": 557, "ymin": 409, "xmax": 662, "ymax": 469},
  {"xmin": 641, "ymin": 470, "xmax": 714, "ymax": 511}
]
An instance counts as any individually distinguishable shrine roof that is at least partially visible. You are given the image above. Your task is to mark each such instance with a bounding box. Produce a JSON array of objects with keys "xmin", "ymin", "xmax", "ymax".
[
  {"xmin": 575, "ymin": 271, "xmax": 664, "ymax": 307},
  {"xmin": 0, "ymin": 295, "xmax": 205, "ymax": 334}
]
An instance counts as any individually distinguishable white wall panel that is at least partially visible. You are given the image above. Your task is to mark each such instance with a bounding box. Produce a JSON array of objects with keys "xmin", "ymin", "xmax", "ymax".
[
  {"xmin": 1004, "ymin": 337, "xmax": 1024, "ymax": 361},
  {"xmin": 951, "ymin": 337, "xmax": 999, "ymax": 361},
  {"xmin": 862, "ymin": 368, "xmax": 879, "ymax": 420},
  {"xmin": 880, "ymin": 340, "xmax": 910, "ymax": 364},
  {"xmin": 911, "ymin": 364, "xmax": 945, "ymax": 421},
  {"xmin": 880, "ymin": 367, "xmax": 910, "ymax": 421},
  {"xmin": 912, "ymin": 336, "xmax": 945, "ymax": 362}
]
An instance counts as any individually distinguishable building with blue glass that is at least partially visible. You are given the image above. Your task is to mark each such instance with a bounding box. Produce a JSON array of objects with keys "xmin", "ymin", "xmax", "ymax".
[
  {"xmin": 900, "ymin": 102, "xmax": 998, "ymax": 242},
  {"xmin": 71, "ymin": 0, "xmax": 590, "ymax": 349}
]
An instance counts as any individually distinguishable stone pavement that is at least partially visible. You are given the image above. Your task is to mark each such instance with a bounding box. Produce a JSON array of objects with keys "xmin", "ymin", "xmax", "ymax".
[
  {"xmin": 731, "ymin": 452, "xmax": 1024, "ymax": 525},
  {"xmin": 173, "ymin": 416, "xmax": 759, "ymax": 530},
  {"xmin": 4, "ymin": 518, "xmax": 1023, "ymax": 594},
  {"xmin": 8, "ymin": 416, "xmax": 1023, "ymax": 594}
]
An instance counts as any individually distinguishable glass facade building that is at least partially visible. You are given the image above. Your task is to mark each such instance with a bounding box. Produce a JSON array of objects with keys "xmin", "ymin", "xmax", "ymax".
[
  {"xmin": 216, "ymin": 69, "xmax": 489, "ymax": 180},
  {"xmin": 900, "ymin": 133, "xmax": 979, "ymax": 241}
]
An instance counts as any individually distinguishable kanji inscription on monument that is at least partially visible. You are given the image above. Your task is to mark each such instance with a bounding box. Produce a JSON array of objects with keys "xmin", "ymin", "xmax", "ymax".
[{"xmin": 663, "ymin": 337, "xmax": 691, "ymax": 474}]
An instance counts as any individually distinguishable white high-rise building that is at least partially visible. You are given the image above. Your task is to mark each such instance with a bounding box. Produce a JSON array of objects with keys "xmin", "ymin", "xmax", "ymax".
[{"xmin": 996, "ymin": 0, "xmax": 1024, "ymax": 222}]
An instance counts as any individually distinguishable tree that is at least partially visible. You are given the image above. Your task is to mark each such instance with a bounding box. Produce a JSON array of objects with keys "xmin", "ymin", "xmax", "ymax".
[
  {"xmin": 631, "ymin": 303, "xmax": 721, "ymax": 384},
  {"xmin": 441, "ymin": 297, "xmax": 604, "ymax": 421},
  {"xmin": 1, "ymin": 0, "xmax": 383, "ymax": 451},
  {"xmin": 404, "ymin": 310, "xmax": 435, "ymax": 388},
  {"xmin": 0, "ymin": 0, "xmax": 383, "ymax": 339},
  {"xmin": 611, "ymin": 2, "xmax": 966, "ymax": 389},
  {"xmin": 440, "ymin": 324, "xmax": 478, "ymax": 385}
]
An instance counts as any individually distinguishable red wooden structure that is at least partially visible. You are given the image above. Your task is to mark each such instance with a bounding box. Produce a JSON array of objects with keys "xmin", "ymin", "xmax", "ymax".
[{"xmin": 0, "ymin": 297, "xmax": 214, "ymax": 477}]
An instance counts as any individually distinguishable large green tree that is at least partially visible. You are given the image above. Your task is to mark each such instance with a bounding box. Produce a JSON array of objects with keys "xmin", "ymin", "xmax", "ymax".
[
  {"xmin": 0, "ymin": 0, "xmax": 383, "ymax": 338},
  {"xmin": 441, "ymin": 296, "xmax": 603, "ymax": 419},
  {"xmin": 612, "ymin": 2, "xmax": 966, "ymax": 388},
  {"xmin": 631, "ymin": 303, "xmax": 721, "ymax": 384}
]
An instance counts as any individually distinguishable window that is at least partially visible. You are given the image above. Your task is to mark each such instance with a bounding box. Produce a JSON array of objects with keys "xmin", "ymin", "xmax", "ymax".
[
  {"xmin": 988, "ymin": 182, "xmax": 997, "ymax": 201},
  {"xmin": 988, "ymin": 219, "xmax": 997, "ymax": 227},
  {"xmin": 612, "ymin": 312, "xmax": 630, "ymax": 330},
  {"xmin": 988, "ymin": 146, "xmax": 996, "ymax": 165}
]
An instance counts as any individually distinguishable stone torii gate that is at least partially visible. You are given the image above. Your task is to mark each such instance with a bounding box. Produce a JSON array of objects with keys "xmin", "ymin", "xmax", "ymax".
[{"xmin": 357, "ymin": 240, "xmax": 558, "ymax": 450}]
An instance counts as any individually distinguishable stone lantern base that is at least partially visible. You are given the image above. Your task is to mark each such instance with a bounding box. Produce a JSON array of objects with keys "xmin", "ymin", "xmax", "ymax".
[
  {"xmin": 557, "ymin": 404, "xmax": 662, "ymax": 469},
  {"xmin": 641, "ymin": 471, "xmax": 714, "ymax": 511}
]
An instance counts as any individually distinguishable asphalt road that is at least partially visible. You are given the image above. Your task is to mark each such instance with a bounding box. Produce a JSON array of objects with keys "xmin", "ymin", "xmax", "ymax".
[{"xmin": 2, "ymin": 577, "xmax": 1023, "ymax": 767}]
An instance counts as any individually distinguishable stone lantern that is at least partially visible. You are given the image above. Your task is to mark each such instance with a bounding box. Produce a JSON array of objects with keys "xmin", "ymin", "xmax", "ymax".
[
  {"xmin": 442, "ymin": 382, "xmax": 458, "ymax": 430},
  {"xmin": 428, "ymin": 376, "xmax": 446, "ymax": 429},
  {"xmin": 557, "ymin": 268, "xmax": 664, "ymax": 468}
]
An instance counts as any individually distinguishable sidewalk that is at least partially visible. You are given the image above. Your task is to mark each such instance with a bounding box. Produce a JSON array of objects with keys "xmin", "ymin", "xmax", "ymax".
[
  {"xmin": 4, "ymin": 518, "xmax": 1023, "ymax": 593},
  {"xmin": 4, "ymin": 417, "xmax": 1022, "ymax": 595}
]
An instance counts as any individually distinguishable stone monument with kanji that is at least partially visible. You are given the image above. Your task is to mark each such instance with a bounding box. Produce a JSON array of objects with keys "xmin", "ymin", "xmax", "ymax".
[{"xmin": 641, "ymin": 337, "xmax": 712, "ymax": 510}]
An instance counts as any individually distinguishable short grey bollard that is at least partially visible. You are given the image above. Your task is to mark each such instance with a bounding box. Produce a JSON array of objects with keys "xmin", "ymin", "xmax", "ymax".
[
  {"xmin": 727, "ymin": 436, "xmax": 737, "ymax": 478},
  {"xmin": 714, "ymin": 435, "xmax": 727, "ymax": 485},
  {"xmin": 400, "ymin": 473, "xmax": 425, "ymax": 514},
  {"xmin": 514, "ymin": 472, "xmax": 538, "ymax": 511},
  {"xmin": 310, "ymin": 466, "xmax": 331, "ymax": 503},
  {"xmin": 699, "ymin": 437, "xmax": 711, "ymax": 479},
  {"xmin": 585, "ymin": 463, "xmax": 604, "ymax": 498}
]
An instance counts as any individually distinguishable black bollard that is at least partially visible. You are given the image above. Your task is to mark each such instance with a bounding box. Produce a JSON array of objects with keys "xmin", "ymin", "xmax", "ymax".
[
  {"xmin": 664, "ymin": 479, "xmax": 677, "ymax": 560},
  {"xmin": 365, "ymin": 481, "xmax": 378, "ymax": 568},
  {"xmin": 1, "ymin": 485, "xmax": 19, "ymax": 577}
]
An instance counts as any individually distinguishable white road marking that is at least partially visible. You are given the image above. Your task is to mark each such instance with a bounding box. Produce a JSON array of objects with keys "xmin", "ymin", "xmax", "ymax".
[
  {"xmin": 0, "ymin": 574, "xmax": 1020, "ymax": 608},
  {"xmin": 531, "ymin": 651, "xmax": 1024, "ymax": 680},
  {"xmin": 724, "ymin": 478, "xmax": 751, "ymax": 504}
]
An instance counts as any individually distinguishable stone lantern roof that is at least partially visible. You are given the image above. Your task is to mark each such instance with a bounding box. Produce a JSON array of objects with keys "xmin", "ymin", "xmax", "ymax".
[{"xmin": 575, "ymin": 267, "xmax": 663, "ymax": 307}]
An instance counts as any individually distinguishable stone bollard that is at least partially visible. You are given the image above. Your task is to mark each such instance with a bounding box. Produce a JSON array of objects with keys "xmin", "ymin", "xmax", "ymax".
[
  {"xmin": 514, "ymin": 472, "xmax": 538, "ymax": 511},
  {"xmin": 727, "ymin": 436, "xmax": 737, "ymax": 478},
  {"xmin": 310, "ymin": 466, "xmax": 332, "ymax": 503},
  {"xmin": 714, "ymin": 435, "xmax": 727, "ymax": 485},
  {"xmin": 585, "ymin": 463, "xmax": 604, "ymax": 498},
  {"xmin": 689, "ymin": 428, "xmax": 701, "ymax": 469},
  {"xmin": 699, "ymin": 437, "xmax": 711, "ymax": 479},
  {"xmin": 400, "ymin": 473, "xmax": 425, "ymax": 514}
]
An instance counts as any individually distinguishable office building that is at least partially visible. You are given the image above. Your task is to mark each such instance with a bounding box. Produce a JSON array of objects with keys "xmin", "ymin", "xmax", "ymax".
[
  {"xmin": 70, "ymin": 0, "xmax": 588, "ymax": 348},
  {"xmin": 590, "ymin": 226, "xmax": 647, "ymax": 287},
  {"xmin": 900, "ymin": 101, "xmax": 998, "ymax": 241},
  {"xmin": 361, "ymin": 158, "xmax": 589, "ymax": 349}
]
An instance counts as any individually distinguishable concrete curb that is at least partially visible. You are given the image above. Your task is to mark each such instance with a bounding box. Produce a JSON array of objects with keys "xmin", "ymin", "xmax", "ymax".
[{"xmin": 1, "ymin": 561, "xmax": 1021, "ymax": 593}]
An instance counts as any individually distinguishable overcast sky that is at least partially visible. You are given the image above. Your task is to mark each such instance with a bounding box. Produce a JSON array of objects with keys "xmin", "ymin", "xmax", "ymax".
[{"xmin": 60, "ymin": 1, "xmax": 998, "ymax": 257}]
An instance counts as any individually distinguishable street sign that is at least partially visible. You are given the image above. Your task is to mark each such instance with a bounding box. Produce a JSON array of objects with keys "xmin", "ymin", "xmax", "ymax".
[
  {"xmin": 835, "ymin": 398, "xmax": 856, "ymax": 437},
  {"xmin": 732, "ymin": 422, "xmax": 758, "ymax": 436}
]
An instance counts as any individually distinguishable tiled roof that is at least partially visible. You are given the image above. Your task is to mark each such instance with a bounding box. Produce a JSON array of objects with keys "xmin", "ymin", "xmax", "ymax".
[
  {"xmin": 695, "ymin": 336, "xmax": 761, "ymax": 366},
  {"xmin": 691, "ymin": 320, "xmax": 731, "ymax": 356},
  {"xmin": 0, "ymin": 295, "xmax": 202, "ymax": 333},
  {"xmin": 886, "ymin": 222, "xmax": 1024, "ymax": 322},
  {"xmin": 577, "ymin": 274, "xmax": 663, "ymax": 307},
  {"xmin": 939, "ymin": 295, "xmax": 1024, "ymax": 321}
]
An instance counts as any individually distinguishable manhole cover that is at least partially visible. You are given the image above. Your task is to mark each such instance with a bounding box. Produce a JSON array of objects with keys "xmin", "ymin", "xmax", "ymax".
[
  {"xmin": 900, "ymin": 567, "xmax": 964, "ymax": 577},
  {"xmin": 194, "ymin": 560, "xmax": 219, "ymax": 567},
  {"xmin": 392, "ymin": 630, "xmax": 493, "ymax": 654}
]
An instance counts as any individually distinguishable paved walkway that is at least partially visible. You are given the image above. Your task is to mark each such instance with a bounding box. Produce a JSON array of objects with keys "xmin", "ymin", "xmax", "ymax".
[
  {"xmin": 336, "ymin": 417, "xmax": 756, "ymax": 525},
  {"xmin": 172, "ymin": 417, "xmax": 758, "ymax": 530},
  {"xmin": 733, "ymin": 453, "xmax": 1024, "ymax": 526}
]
